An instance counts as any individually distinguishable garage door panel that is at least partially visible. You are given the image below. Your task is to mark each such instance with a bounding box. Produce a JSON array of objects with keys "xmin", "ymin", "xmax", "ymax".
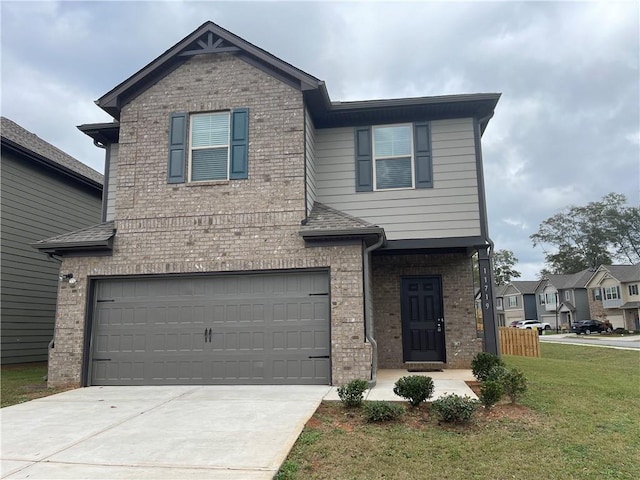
[{"xmin": 91, "ymin": 272, "xmax": 330, "ymax": 385}]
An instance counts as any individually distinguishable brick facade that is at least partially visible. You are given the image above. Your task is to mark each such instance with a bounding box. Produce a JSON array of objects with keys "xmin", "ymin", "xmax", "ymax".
[
  {"xmin": 48, "ymin": 53, "xmax": 371, "ymax": 387},
  {"xmin": 372, "ymin": 253, "xmax": 481, "ymax": 369}
]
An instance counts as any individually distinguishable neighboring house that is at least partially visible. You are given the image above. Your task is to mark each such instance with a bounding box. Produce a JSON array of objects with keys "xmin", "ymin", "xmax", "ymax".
[
  {"xmin": 534, "ymin": 270, "xmax": 593, "ymax": 329},
  {"xmin": 585, "ymin": 264, "xmax": 640, "ymax": 330},
  {"xmin": 1, "ymin": 117, "xmax": 103, "ymax": 364},
  {"xmin": 495, "ymin": 281, "xmax": 539, "ymax": 326},
  {"xmin": 35, "ymin": 21, "xmax": 500, "ymax": 388}
]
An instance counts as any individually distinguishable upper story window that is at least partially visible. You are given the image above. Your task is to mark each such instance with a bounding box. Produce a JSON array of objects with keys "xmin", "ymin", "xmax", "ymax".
[
  {"xmin": 373, "ymin": 125, "xmax": 413, "ymax": 190},
  {"xmin": 190, "ymin": 112, "xmax": 230, "ymax": 181},
  {"xmin": 592, "ymin": 288, "xmax": 602, "ymax": 301},
  {"xmin": 507, "ymin": 295, "xmax": 517, "ymax": 308},
  {"xmin": 497, "ymin": 298, "xmax": 503, "ymax": 309},
  {"xmin": 539, "ymin": 293, "xmax": 545, "ymax": 305},
  {"xmin": 167, "ymin": 109, "xmax": 249, "ymax": 184},
  {"xmin": 629, "ymin": 284, "xmax": 639, "ymax": 296},
  {"xmin": 545, "ymin": 292, "xmax": 558, "ymax": 305},
  {"xmin": 565, "ymin": 290, "xmax": 571, "ymax": 301},
  {"xmin": 355, "ymin": 122, "xmax": 432, "ymax": 192},
  {"xmin": 604, "ymin": 286, "xmax": 620, "ymax": 300}
]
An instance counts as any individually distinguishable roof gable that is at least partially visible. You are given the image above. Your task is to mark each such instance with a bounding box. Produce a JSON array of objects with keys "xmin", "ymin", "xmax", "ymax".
[
  {"xmin": 98, "ymin": 21, "xmax": 321, "ymax": 119},
  {"xmin": 585, "ymin": 264, "xmax": 640, "ymax": 287}
]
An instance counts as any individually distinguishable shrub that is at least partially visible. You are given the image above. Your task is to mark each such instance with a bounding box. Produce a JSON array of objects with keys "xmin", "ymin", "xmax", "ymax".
[
  {"xmin": 393, "ymin": 375, "xmax": 435, "ymax": 406},
  {"xmin": 363, "ymin": 401, "xmax": 405, "ymax": 422},
  {"xmin": 486, "ymin": 364, "xmax": 509, "ymax": 382},
  {"xmin": 501, "ymin": 368, "xmax": 528, "ymax": 404},
  {"xmin": 479, "ymin": 380, "xmax": 503, "ymax": 409},
  {"xmin": 337, "ymin": 379, "xmax": 369, "ymax": 408},
  {"xmin": 471, "ymin": 352, "xmax": 505, "ymax": 382},
  {"xmin": 430, "ymin": 394, "xmax": 479, "ymax": 424}
]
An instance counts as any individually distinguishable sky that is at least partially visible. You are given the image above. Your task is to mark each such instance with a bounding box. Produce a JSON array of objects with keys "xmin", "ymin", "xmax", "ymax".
[{"xmin": 1, "ymin": 0, "xmax": 639, "ymax": 278}]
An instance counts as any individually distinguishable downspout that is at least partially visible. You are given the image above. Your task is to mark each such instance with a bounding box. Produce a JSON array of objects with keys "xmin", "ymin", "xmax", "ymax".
[{"xmin": 363, "ymin": 233, "xmax": 385, "ymax": 387}]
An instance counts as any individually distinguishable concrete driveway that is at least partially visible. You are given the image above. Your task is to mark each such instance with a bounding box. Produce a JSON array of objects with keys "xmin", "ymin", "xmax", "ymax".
[{"xmin": 1, "ymin": 385, "xmax": 330, "ymax": 479}]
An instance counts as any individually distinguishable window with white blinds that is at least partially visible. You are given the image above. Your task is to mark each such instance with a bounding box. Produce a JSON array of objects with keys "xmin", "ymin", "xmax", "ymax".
[
  {"xmin": 189, "ymin": 112, "xmax": 230, "ymax": 181},
  {"xmin": 373, "ymin": 125, "xmax": 414, "ymax": 190}
]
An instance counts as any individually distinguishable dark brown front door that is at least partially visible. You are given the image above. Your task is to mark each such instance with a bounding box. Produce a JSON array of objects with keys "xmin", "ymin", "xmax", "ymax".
[{"xmin": 401, "ymin": 276, "xmax": 445, "ymax": 362}]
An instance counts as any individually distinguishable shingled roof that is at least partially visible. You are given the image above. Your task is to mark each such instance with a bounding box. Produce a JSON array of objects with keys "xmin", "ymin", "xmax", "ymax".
[
  {"xmin": 32, "ymin": 221, "xmax": 115, "ymax": 254},
  {"xmin": 299, "ymin": 203, "xmax": 384, "ymax": 244},
  {"xmin": 1, "ymin": 116, "xmax": 103, "ymax": 186},
  {"xmin": 600, "ymin": 264, "xmax": 640, "ymax": 283}
]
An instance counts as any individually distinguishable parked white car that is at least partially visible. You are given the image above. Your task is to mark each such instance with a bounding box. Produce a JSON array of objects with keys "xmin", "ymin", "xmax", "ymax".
[{"xmin": 515, "ymin": 320, "xmax": 551, "ymax": 330}]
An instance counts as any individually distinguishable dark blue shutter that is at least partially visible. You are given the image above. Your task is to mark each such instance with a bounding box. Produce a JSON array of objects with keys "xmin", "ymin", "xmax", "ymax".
[
  {"xmin": 230, "ymin": 108, "xmax": 249, "ymax": 179},
  {"xmin": 355, "ymin": 127, "xmax": 372, "ymax": 192},
  {"xmin": 414, "ymin": 122, "xmax": 432, "ymax": 189},
  {"xmin": 167, "ymin": 113, "xmax": 187, "ymax": 184}
]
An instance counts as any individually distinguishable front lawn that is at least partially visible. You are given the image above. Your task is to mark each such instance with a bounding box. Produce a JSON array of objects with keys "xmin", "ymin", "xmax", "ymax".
[
  {"xmin": 278, "ymin": 344, "xmax": 640, "ymax": 480},
  {"xmin": 1, "ymin": 362, "xmax": 74, "ymax": 407}
]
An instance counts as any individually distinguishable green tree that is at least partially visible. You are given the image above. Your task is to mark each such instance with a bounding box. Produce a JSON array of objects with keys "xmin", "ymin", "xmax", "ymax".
[
  {"xmin": 531, "ymin": 193, "xmax": 639, "ymax": 274},
  {"xmin": 492, "ymin": 249, "xmax": 521, "ymax": 285}
]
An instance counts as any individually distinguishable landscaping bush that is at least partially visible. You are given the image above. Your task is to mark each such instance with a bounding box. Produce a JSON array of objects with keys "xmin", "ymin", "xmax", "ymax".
[
  {"xmin": 501, "ymin": 367, "xmax": 528, "ymax": 404},
  {"xmin": 337, "ymin": 379, "xmax": 369, "ymax": 408},
  {"xmin": 363, "ymin": 401, "xmax": 405, "ymax": 422},
  {"xmin": 486, "ymin": 364, "xmax": 509, "ymax": 382},
  {"xmin": 430, "ymin": 394, "xmax": 479, "ymax": 424},
  {"xmin": 471, "ymin": 352, "xmax": 505, "ymax": 382},
  {"xmin": 393, "ymin": 375, "xmax": 435, "ymax": 406},
  {"xmin": 479, "ymin": 380, "xmax": 504, "ymax": 409}
]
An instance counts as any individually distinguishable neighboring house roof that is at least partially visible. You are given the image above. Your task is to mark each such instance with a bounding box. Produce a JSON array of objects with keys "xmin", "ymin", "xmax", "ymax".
[
  {"xmin": 1, "ymin": 116, "xmax": 103, "ymax": 187},
  {"xmin": 599, "ymin": 265, "xmax": 640, "ymax": 283},
  {"xmin": 299, "ymin": 203, "xmax": 384, "ymax": 244},
  {"xmin": 584, "ymin": 264, "xmax": 640, "ymax": 288},
  {"xmin": 509, "ymin": 281, "xmax": 540, "ymax": 295},
  {"xmin": 494, "ymin": 285, "xmax": 509, "ymax": 297},
  {"xmin": 620, "ymin": 301, "xmax": 640, "ymax": 310},
  {"xmin": 86, "ymin": 20, "xmax": 500, "ymax": 135},
  {"xmin": 560, "ymin": 301, "xmax": 576, "ymax": 311},
  {"xmin": 32, "ymin": 221, "xmax": 115, "ymax": 254},
  {"xmin": 541, "ymin": 269, "xmax": 594, "ymax": 290}
]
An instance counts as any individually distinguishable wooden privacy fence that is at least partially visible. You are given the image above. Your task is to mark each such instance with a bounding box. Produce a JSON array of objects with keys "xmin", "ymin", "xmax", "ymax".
[{"xmin": 499, "ymin": 327, "xmax": 540, "ymax": 357}]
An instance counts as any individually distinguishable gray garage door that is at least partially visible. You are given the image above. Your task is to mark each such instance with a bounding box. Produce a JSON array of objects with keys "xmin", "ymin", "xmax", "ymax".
[{"xmin": 90, "ymin": 271, "xmax": 330, "ymax": 385}]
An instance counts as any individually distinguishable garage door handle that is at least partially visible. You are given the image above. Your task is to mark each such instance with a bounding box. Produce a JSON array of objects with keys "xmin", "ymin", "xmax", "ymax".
[
  {"xmin": 308, "ymin": 355, "xmax": 329, "ymax": 359},
  {"xmin": 92, "ymin": 358, "xmax": 111, "ymax": 362}
]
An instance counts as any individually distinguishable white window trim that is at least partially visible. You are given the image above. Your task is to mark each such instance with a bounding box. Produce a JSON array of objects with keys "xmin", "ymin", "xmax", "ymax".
[
  {"xmin": 188, "ymin": 111, "xmax": 231, "ymax": 182},
  {"xmin": 507, "ymin": 295, "xmax": 517, "ymax": 308},
  {"xmin": 565, "ymin": 291, "xmax": 571, "ymax": 301},
  {"xmin": 629, "ymin": 284, "xmax": 639, "ymax": 296},
  {"xmin": 372, "ymin": 123, "xmax": 415, "ymax": 191},
  {"xmin": 603, "ymin": 286, "xmax": 620, "ymax": 300},
  {"xmin": 497, "ymin": 298, "xmax": 503, "ymax": 309}
]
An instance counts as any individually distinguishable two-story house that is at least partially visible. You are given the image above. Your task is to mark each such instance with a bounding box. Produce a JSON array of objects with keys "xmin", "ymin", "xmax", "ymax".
[
  {"xmin": 495, "ymin": 281, "xmax": 539, "ymax": 326},
  {"xmin": 585, "ymin": 264, "xmax": 640, "ymax": 330},
  {"xmin": 535, "ymin": 270, "xmax": 593, "ymax": 329},
  {"xmin": 1, "ymin": 117, "xmax": 103, "ymax": 364},
  {"xmin": 35, "ymin": 21, "xmax": 500, "ymax": 388}
]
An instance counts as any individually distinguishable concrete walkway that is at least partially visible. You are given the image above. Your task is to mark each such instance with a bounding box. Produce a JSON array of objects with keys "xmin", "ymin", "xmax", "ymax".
[
  {"xmin": 1, "ymin": 374, "xmax": 474, "ymax": 479},
  {"xmin": 325, "ymin": 369, "xmax": 477, "ymax": 401}
]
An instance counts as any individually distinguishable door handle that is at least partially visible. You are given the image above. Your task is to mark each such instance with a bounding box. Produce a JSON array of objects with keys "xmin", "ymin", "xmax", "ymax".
[
  {"xmin": 208, "ymin": 328, "xmax": 212, "ymax": 343},
  {"xmin": 204, "ymin": 329, "xmax": 208, "ymax": 343}
]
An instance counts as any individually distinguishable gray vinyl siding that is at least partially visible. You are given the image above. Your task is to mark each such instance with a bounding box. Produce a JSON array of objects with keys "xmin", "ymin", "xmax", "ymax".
[
  {"xmin": 105, "ymin": 143, "xmax": 118, "ymax": 221},
  {"xmin": 315, "ymin": 118, "xmax": 481, "ymax": 240},
  {"xmin": 523, "ymin": 295, "xmax": 538, "ymax": 320},
  {"xmin": 0, "ymin": 153, "xmax": 102, "ymax": 364},
  {"xmin": 573, "ymin": 289, "xmax": 591, "ymax": 320},
  {"xmin": 304, "ymin": 109, "xmax": 317, "ymax": 215}
]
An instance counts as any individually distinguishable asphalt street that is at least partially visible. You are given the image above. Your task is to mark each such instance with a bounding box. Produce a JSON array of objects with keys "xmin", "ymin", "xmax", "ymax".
[{"xmin": 539, "ymin": 333, "xmax": 640, "ymax": 350}]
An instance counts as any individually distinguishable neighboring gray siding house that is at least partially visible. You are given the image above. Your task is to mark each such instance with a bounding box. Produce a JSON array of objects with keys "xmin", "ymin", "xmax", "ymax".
[
  {"xmin": 1, "ymin": 117, "xmax": 103, "ymax": 364},
  {"xmin": 495, "ymin": 281, "xmax": 539, "ymax": 326},
  {"xmin": 534, "ymin": 270, "xmax": 593, "ymax": 329},
  {"xmin": 585, "ymin": 264, "xmax": 640, "ymax": 330},
  {"xmin": 35, "ymin": 21, "xmax": 500, "ymax": 388}
]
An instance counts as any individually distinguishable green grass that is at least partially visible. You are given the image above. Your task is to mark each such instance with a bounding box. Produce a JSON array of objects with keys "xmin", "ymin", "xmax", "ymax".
[
  {"xmin": 279, "ymin": 344, "xmax": 640, "ymax": 480},
  {"xmin": 1, "ymin": 363, "xmax": 73, "ymax": 407}
]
